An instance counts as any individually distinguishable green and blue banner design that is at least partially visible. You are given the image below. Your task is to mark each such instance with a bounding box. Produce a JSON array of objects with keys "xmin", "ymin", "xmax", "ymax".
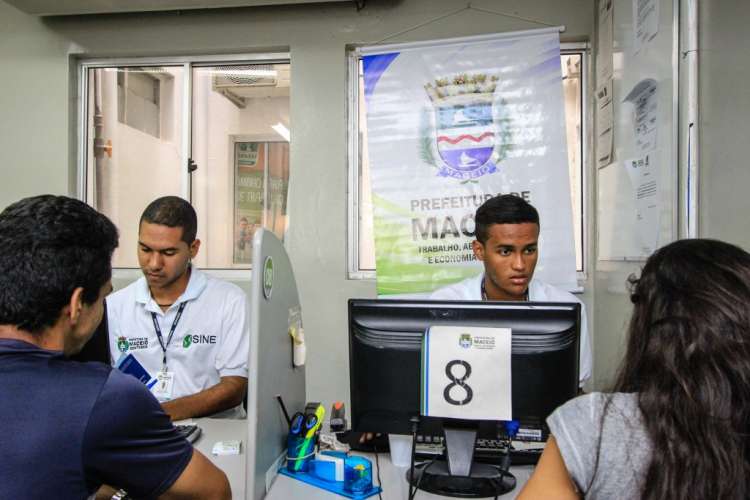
[{"xmin": 362, "ymin": 28, "xmax": 577, "ymax": 295}]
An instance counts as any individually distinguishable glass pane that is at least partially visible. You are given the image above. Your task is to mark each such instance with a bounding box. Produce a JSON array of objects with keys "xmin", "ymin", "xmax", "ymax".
[
  {"xmin": 234, "ymin": 142, "xmax": 265, "ymax": 264},
  {"xmin": 191, "ymin": 63, "xmax": 290, "ymax": 268},
  {"xmin": 86, "ymin": 66, "xmax": 184, "ymax": 268},
  {"xmin": 561, "ymin": 54, "xmax": 584, "ymax": 271},
  {"xmin": 357, "ymin": 59, "xmax": 376, "ymax": 271}
]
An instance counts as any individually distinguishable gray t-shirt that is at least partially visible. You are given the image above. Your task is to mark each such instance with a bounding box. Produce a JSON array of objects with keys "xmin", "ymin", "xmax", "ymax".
[{"xmin": 547, "ymin": 392, "xmax": 652, "ymax": 499}]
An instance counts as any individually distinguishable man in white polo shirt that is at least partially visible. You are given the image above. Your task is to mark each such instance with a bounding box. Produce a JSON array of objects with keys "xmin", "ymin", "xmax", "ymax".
[
  {"xmin": 430, "ymin": 194, "xmax": 592, "ymax": 387},
  {"xmin": 107, "ymin": 196, "xmax": 249, "ymax": 420}
]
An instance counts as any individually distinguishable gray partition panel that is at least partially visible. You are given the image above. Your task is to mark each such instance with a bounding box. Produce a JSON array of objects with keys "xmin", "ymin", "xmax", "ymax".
[{"xmin": 246, "ymin": 229, "xmax": 306, "ymax": 500}]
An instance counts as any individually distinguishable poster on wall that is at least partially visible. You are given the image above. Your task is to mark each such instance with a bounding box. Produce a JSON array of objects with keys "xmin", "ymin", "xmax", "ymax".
[
  {"xmin": 234, "ymin": 142, "xmax": 265, "ymax": 265},
  {"xmin": 361, "ymin": 28, "xmax": 578, "ymax": 295},
  {"xmin": 266, "ymin": 142, "xmax": 290, "ymax": 242}
]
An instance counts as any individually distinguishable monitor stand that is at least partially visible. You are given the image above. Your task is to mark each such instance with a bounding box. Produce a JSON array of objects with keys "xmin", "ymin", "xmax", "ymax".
[{"xmin": 406, "ymin": 426, "xmax": 516, "ymax": 498}]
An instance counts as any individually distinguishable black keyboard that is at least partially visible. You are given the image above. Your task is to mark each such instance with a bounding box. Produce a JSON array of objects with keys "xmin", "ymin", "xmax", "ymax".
[
  {"xmin": 415, "ymin": 435, "xmax": 544, "ymax": 466},
  {"xmin": 175, "ymin": 424, "xmax": 202, "ymax": 444}
]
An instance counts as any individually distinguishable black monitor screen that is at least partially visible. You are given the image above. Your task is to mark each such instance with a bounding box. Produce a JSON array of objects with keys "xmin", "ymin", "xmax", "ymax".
[{"xmin": 348, "ymin": 299, "xmax": 580, "ymax": 441}]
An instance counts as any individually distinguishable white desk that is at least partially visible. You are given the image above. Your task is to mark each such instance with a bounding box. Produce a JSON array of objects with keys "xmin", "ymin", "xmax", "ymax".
[
  {"xmin": 193, "ymin": 418, "xmax": 248, "ymax": 499},
  {"xmin": 193, "ymin": 419, "xmax": 533, "ymax": 499},
  {"xmin": 266, "ymin": 454, "xmax": 533, "ymax": 500}
]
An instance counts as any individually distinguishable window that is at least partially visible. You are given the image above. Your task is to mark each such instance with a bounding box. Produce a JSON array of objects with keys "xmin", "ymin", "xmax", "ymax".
[
  {"xmin": 79, "ymin": 55, "xmax": 290, "ymax": 270},
  {"xmin": 347, "ymin": 46, "xmax": 588, "ymax": 279}
]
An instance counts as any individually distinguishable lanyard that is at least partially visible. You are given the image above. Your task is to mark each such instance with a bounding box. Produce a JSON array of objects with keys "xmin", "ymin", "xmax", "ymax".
[{"xmin": 150, "ymin": 302, "xmax": 187, "ymax": 371}]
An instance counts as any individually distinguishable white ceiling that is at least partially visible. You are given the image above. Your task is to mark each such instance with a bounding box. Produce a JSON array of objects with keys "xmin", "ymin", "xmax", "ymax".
[{"xmin": 5, "ymin": 0, "xmax": 351, "ymax": 16}]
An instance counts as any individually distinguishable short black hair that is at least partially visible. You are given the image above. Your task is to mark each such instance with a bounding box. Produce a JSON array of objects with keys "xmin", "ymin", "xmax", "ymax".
[
  {"xmin": 139, "ymin": 196, "xmax": 197, "ymax": 244},
  {"xmin": 474, "ymin": 194, "xmax": 539, "ymax": 244},
  {"xmin": 0, "ymin": 195, "xmax": 119, "ymax": 333}
]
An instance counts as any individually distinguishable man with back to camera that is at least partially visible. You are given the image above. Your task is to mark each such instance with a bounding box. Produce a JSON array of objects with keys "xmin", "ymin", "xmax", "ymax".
[
  {"xmin": 0, "ymin": 195, "xmax": 230, "ymax": 500},
  {"xmin": 107, "ymin": 196, "xmax": 249, "ymax": 421},
  {"xmin": 431, "ymin": 194, "xmax": 592, "ymax": 387}
]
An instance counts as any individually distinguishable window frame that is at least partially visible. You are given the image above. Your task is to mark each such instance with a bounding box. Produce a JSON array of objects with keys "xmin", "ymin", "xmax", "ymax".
[
  {"xmin": 346, "ymin": 43, "xmax": 591, "ymax": 282},
  {"xmin": 76, "ymin": 52, "xmax": 290, "ymax": 273}
]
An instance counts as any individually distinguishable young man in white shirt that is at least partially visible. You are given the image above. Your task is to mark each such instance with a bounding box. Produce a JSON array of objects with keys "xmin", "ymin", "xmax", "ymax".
[
  {"xmin": 430, "ymin": 194, "xmax": 592, "ymax": 386},
  {"xmin": 107, "ymin": 196, "xmax": 249, "ymax": 420}
]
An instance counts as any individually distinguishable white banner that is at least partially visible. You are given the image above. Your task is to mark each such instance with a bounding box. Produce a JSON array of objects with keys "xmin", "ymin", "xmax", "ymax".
[
  {"xmin": 362, "ymin": 29, "xmax": 577, "ymax": 295},
  {"xmin": 421, "ymin": 326, "xmax": 512, "ymax": 421}
]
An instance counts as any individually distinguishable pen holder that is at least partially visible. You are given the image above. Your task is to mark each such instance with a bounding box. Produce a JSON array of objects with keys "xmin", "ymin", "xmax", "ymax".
[{"xmin": 286, "ymin": 433, "xmax": 316, "ymax": 473}]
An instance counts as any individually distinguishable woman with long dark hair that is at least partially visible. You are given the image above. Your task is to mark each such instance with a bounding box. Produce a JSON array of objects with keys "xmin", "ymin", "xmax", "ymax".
[{"xmin": 519, "ymin": 239, "xmax": 750, "ymax": 499}]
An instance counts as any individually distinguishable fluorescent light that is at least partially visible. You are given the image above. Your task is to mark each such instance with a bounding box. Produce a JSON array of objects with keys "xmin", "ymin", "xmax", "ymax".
[{"xmin": 272, "ymin": 123, "xmax": 290, "ymax": 142}]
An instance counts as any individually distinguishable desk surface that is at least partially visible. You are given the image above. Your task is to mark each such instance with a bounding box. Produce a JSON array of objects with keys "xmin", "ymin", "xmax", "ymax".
[
  {"xmin": 266, "ymin": 454, "xmax": 533, "ymax": 500},
  {"xmin": 193, "ymin": 418, "xmax": 248, "ymax": 499},
  {"xmin": 193, "ymin": 418, "xmax": 533, "ymax": 500}
]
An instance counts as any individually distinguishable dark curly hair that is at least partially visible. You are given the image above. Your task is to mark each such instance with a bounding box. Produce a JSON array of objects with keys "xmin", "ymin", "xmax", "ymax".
[
  {"xmin": 0, "ymin": 195, "xmax": 118, "ymax": 333},
  {"xmin": 613, "ymin": 238, "xmax": 750, "ymax": 499}
]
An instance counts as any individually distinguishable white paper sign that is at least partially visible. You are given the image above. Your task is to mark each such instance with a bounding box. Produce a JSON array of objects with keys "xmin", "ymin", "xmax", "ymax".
[
  {"xmin": 634, "ymin": 0, "xmax": 659, "ymax": 53},
  {"xmin": 597, "ymin": 0, "xmax": 614, "ymax": 82},
  {"xmin": 624, "ymin": 153, "xmax": 661, "ymax": 254},
  {"xmin": 596, "ymin": 79, "xmax": 614, "ymax": 168},
  {"xmin": 624, "ymin": 78, "xmax": 658, "ymax": 155},
  {"xmin": 421, "ymin": 325, "xmax": 512, "ymax": 421}
]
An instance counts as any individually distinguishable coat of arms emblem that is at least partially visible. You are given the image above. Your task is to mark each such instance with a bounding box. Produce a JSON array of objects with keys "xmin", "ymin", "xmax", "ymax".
[
  {"xmin": 423, "ymin": 73, "xmax": 509, "ymax": 180},
  {"xmin": 116, "ymin": 336, "xmax": 129, "ymax": 353},
  {"xmin": 459, "ymin": 333, "xmax": 473, "ymax": 349}
]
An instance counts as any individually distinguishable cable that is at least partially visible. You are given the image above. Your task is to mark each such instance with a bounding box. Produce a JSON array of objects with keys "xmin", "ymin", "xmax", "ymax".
[
  {"xmin": 373, "ymin": 444, "xmax": 383, "ymax": 500},
  {"xmin": 409, "ymin": 459, "xmax": 435, "ymax": 500},
  {"xmin": 369, "ymin": 2, "xmax": 562, "ymax": 45}
]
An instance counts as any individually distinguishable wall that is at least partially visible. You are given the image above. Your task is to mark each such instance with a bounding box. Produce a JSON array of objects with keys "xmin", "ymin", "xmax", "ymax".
[
  {"xmin": 0, "ymin": 0, "xmax": 595, "ymax": 407},
  {"xmin": 0, "ymin": 2, "xmax": 72, "ymax": 206},
  {"xmin": 698, "ymin": 1, "xmax": 750, "ymax": 248}
]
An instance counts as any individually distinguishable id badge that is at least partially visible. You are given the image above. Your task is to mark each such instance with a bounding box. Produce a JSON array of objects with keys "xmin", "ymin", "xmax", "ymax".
[{"xmin": 152, "ymin": 371, "xmax": 175, "ymax": 401}]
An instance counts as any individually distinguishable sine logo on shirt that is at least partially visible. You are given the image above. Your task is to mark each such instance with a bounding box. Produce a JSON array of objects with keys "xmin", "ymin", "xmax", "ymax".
[{"xmin": 182, "ymin": 334, "xmax": 217, "ymax": 348}]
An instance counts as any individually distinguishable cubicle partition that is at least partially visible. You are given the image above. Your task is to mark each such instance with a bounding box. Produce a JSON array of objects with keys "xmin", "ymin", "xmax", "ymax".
[{"xmin": 246, "ymin": 229, "xmax": 307, "ymax": 499}]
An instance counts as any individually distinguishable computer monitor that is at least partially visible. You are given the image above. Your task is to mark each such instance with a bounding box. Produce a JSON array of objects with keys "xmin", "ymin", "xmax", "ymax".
[
  {"xmin": 348, "ymin": 299, "xmax": 580, "ymax": 496},
  {"xmin": 349, "ymin": 299, "xmax": 580, "ymax": 439}
]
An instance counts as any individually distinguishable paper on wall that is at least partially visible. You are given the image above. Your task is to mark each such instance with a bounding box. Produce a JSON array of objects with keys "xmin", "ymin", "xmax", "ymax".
[
  {"xmin": 596, "ymin": 79, "xmax": 614, "ymax": 168},
  {"xmin": 624, "ymin": 153, "xmax": 660, "ymax": 254},
  {"xmin": 634, "ymin": 0, "xmax": 659, "ymax": 53},
  {"xmin": 597, "ymin": 0, "xmax": 614, "ymax": 83},
  {"xmin": 624, "ymin": 78, "xmax": 658, "ymax": 155}
]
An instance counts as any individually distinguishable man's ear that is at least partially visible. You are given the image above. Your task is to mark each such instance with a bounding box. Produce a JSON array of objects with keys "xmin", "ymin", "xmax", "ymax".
[
  {"xmin": 189, "ymin": 239, "xmax": 201, "ymax": 259},
  {"xmin": 472, "ymin": 240, "xmax": 485, "ymax": 262},
  {"xmin": 67, "ymin": 287, "xmax": 85, "ymax": 325}
]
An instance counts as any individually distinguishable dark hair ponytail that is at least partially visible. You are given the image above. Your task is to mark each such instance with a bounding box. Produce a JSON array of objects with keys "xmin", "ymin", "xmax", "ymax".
[{"xmin": 613, "ymin": 239, "xmax": 750, "ymax": 499}]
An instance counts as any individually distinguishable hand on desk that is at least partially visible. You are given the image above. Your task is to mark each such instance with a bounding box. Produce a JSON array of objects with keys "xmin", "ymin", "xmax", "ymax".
[{"xmin": 161, "ymin": 376, "xmax": 247, "ymax": 421}]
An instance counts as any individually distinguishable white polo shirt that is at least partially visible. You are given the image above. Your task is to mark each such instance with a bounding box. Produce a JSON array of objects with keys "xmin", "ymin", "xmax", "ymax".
[
  {"xmin": 430, "ymin": 273, "xmax": 592, "ymax": 386},
  {"xmin": 107, "ymin": 267, "xmax": 249, "ymax": 417}
]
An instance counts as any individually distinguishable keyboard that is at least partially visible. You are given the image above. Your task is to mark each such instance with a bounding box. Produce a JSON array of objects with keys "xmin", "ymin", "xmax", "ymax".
[
  {"xmin": 175, "ymin": 424, "xmax": 202, "ymax": 444},
  {"xmin": 415, "ymin": 435, "xmax": 544, "ymax": 466}
]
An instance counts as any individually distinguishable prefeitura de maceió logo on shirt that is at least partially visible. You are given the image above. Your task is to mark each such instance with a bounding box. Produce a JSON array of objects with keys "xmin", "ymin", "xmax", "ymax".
[{"xmin": 117, "ymin": 336, "xmax": 149, "ymax": 352}]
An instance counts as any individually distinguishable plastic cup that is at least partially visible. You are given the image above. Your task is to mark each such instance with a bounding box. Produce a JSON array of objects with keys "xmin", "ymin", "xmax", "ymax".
[{"xmin": 388, "ymin": 434, "xmax": 414, "ymax": 468}]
